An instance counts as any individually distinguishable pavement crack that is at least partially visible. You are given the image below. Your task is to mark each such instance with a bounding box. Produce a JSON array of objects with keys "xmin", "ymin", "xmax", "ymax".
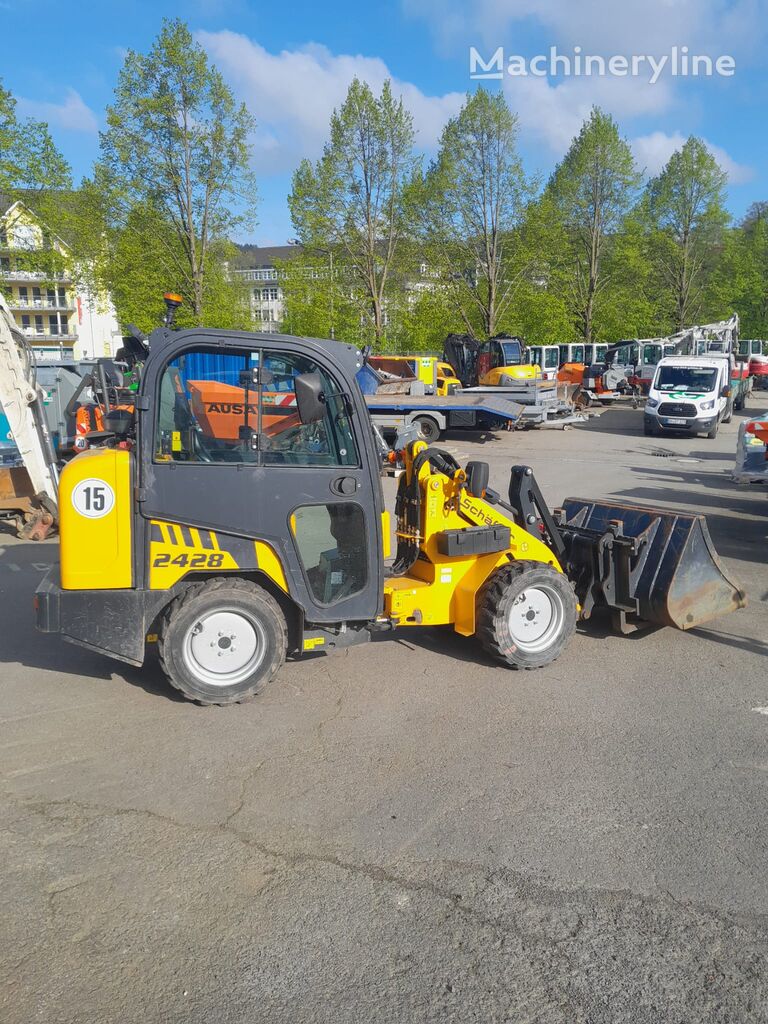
[{"xmin": 220, "ymin": 760, "xmax": 265, "ymax": 829}]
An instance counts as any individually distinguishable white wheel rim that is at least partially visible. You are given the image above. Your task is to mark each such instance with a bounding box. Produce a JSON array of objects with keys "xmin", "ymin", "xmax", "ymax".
[
  {"xmin": 507, "ymin": 586, "xmax": 565, "ymax": 654},
  {"xmin": 182, "ymin": 609, "xmax": 266, "ymax": 687}
]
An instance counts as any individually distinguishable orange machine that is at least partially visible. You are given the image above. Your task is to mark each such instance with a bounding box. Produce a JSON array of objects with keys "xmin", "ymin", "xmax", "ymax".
[{"xmin": 187, "ymin": 381, "xmax": 301, "ymax": 442}]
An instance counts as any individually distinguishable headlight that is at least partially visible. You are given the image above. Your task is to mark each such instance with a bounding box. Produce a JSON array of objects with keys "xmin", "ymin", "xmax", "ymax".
[
  {"xmin": 645, "ymin": 398, "xmax": 659, "ymax": 409},
  {"xmin": 700, "ymin": 399, "xmax": 715, "ymax": 410}
]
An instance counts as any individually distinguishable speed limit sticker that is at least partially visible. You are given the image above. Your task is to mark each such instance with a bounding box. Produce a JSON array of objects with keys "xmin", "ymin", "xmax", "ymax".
[{"xmin": 71, "ymin": 479, "xmax": 115, "ymax": 519}]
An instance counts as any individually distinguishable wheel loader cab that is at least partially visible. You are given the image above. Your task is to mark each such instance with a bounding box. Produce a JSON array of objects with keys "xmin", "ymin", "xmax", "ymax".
[{"xmin": 139, "ymin": 330, "xmax": 386, "ymax": 618}]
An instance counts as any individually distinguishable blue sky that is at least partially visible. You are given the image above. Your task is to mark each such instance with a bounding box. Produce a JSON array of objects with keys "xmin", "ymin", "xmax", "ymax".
[{"xmin": 1, "ymin": 0, "xmax": 765, "ymax": 245}]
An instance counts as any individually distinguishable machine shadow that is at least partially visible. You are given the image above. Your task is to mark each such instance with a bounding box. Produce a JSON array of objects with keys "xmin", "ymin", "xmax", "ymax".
[{"xmin": 0, "ymin": 540, "xmax": 183, "ymax": 702}]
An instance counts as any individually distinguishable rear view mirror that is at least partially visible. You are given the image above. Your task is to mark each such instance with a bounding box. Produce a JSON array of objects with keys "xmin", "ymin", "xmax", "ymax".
[
  {"xmin": 721, "ymin": 386, "xmax": 731, "ymax": 398},
  {"xmin": 295, "ymin": 372, "xmax": 326, "ymax": 423}
]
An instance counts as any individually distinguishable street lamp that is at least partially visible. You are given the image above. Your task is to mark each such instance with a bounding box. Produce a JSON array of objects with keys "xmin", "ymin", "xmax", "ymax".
[{"xmin": 288, "ymin": 238, "xmax": 335, "ymax": 340}]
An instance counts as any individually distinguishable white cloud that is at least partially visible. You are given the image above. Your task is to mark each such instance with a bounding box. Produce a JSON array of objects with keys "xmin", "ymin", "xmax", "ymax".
[
  {"xmin": 16, "ymin": 88, "xmax": 98, "ymax": 135},
  {"xmin": 405, "ymin": 0, "xmax": 767, "ymax": 59},
  {"xmin": 632, "ymin": 130, "xmax": 754, "ymax": 183},
  {"xmin": 406, "ymin": 0, "xmax": 765, "ymax": 175},
  {"xmin": 503, "ymin": 71, "xmax": 673, "ymax": 154},
  {"xmin": 197, "ymin": 30, "xmax": 465, "ymax": 174}
]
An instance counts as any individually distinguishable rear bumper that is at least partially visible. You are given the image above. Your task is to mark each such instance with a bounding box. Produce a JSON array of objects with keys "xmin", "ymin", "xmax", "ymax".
[
  {"xmin": 34, "ymin": 571, "xmax": 61, "ymax": 632},
  {"xmin": 34, "ymin": 570, "xmax": 168, "ymax": 666}
]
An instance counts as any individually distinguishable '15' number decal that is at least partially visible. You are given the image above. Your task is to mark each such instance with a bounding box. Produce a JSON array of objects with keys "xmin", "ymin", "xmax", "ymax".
[
  {"xmin": 152, "ymin": 552, "xmax": 225, "ymax": 569},
  {"xmin": 71, "ymin": 479, "xmax": 115, "ymax": 519}
]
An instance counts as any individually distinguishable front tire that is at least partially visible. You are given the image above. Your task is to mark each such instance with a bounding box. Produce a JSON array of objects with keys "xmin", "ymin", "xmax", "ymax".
[
  {"xmin": 476, "ymin": 561, "xmax": 577, "ymax": 670},
  {"xmin": 159, "ymin": 578, "xmax": 287, "ymax": 705},
  {"xmin": 706, "ymin": 420, "xmax": 719, "ymax": 439},
  {"xmin": 414, "ymin": 415, "xmax": 441, "ymax": 443}
]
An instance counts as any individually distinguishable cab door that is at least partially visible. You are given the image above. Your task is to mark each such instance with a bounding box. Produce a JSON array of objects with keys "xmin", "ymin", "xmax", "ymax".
[{"xmin": 138, "ymin": 332, "xmax": 385, "ymax": 624}]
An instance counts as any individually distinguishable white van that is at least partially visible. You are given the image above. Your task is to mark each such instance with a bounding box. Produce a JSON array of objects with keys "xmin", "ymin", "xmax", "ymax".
[{"xmin": 644, "ymin": 356, "xmax": 732, "ymax": 438}]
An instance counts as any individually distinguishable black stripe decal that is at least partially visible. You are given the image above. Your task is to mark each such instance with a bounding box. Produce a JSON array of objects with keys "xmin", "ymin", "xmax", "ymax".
[
  {"xmin": 180, "ymin": 525, "xmax": 194, "ymax": 548},
  {"xmin": 150, "ymin": 523, "xmax": 163, "ymax": 543},
  {"xmin": 199, "ymin": 531, "xmax": 213, "ymax": 550}
]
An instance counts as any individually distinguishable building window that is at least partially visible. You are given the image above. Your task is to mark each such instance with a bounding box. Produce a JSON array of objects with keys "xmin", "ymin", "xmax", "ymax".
[
  {"xmin": 49, "ymin": 315, "xmax": 58, "ymax": 335},
  {"xmin": 253, "ymin": 288, "xmax": 261, "ymax": 301},
  {"xmin": 18, "ymin": 287, "xmax": 28, "ymax": 303},
  {"xmin": 0, "ymin": 257, "xmax": 9, "ymax": 273},
  {"xmin": 21, "ymin": 315, "xmax": 30, "ymax": 330},
  {"xmin": 34, "ymin": 315, "xmax": 44, "ymax": 333},
  {"xmin": 13, "ymin": 225, "xmax": 36, "ymax": 249},
  {"xmin": 267, "ymin": 287, "xmax": 279, "ymax": 301},
  {"xmin": 60, "ymin": 315, "xmax": 69, "ymax": 335}
]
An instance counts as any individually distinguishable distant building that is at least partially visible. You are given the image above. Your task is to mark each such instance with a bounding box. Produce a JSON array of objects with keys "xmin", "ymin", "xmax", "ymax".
[
  {"xmin": 0, "ymin": 197, "xmax": 121, "ymax": 361},
  {"xmin": 233, "ymin": 244, "xmax": 303, "ymax": 333}
]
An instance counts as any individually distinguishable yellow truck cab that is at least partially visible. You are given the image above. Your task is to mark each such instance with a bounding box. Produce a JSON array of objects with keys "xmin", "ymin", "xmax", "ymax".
[
  {"xmin": 435, "ymin": 361, "xmax": 462, "ymax": 395},
  {"xmin": 367, "ymin": 355, "xmax": 461, "ymax": 396}
]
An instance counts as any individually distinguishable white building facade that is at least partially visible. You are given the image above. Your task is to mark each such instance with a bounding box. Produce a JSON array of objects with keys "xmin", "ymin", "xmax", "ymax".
[{"xmin": 0, "ymin": 199, "xmax": 122, "ymax": 361}]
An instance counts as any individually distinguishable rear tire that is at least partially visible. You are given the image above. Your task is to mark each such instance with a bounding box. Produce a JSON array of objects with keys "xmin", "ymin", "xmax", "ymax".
[
  {"xmin": 159, "ymin": 577, "xmax": 287, "ymax": 705},
  {"xmin": 414, "ymin": 416, "xmax": 441, "ymax": 443},
  {"xmin": 476, "ymin": 561, "xmax": 577, "ymax": 670}
]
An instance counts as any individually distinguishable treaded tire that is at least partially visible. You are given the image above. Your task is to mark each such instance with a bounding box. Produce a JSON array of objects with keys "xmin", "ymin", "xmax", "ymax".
[
  {"xmin": 706, "ymin": 421, "xmax": 719, "ymax": 439},
  {"xmin": 414, "ymin": 416, "xmax": 441, "ymax": 443},
  {"xmin": 476, "ymin": 561, "xmax": 577, "ymax": 670},
  {"xmin": 159, "ymin": 577, "xmax": 287, "ymax": 705}
]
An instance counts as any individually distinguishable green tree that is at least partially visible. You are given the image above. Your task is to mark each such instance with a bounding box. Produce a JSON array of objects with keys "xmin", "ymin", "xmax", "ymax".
[
  {"xmin": 411, "ymin": 88, "xmax": 535, "ymax": 338},
  {"xmin": 708, "ymin": 210, "xmax": 768, "ymax": 339},
  {"xmin": 96, "ymin": 19, "xmax": 257, "ymax": 323},
  {"xmin": 279, "ymin": 253, "xmax": 367, "ymax": 344},
  {"xmin": 544, "ymin": 107, "xmax": 641, "ymax": 342},
  {"xmin": 643, "ymin": 136, "xmax": 728, "ymax": 329},
  {"xmin": 0, "ymin": 79, "xmax": 71, "ymax": 204},
  {"xmin": 0, "ymin": 79, "xmax": 72, "ymax": 287},
  {"xmin": 97, "ymin": 200, "xmax": 249, "ymax": 334},
  {"xmin": 288, "ymin": 79, "xmax": 416, "ymax": 345}
]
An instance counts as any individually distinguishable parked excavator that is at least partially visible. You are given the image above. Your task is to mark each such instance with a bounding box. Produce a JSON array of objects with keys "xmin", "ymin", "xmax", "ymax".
[
  {"xmin": 34, "ymin": 307, "xmax": 746, "ymax": 705},
  {"xmin": 442, "ymin": 333, "xmax": 541, "ymax": 388}
]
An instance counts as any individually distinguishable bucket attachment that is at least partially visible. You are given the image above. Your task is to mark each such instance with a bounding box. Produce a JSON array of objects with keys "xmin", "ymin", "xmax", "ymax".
[{"xmin": 553, "ymin": 498, "xmax": 746, "ymax": 632}]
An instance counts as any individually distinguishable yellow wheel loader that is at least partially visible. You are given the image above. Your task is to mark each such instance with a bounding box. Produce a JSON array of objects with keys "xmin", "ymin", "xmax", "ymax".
[{"xmin": 35, "ymin": 326, "xmax": 746, "ymax": 706}]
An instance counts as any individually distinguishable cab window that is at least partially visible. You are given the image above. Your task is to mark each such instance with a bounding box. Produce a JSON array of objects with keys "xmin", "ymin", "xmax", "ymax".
[
  {"xmin": 643, "ymin": 344, "xmax": 662, "ymax": 364},
  {"xmin": 544, "ymin": 348, "xmax": 559, "ymax": 369},
  {"xmin": 155, "ymin": 346, "xmax": 358, "ymax": 468}
]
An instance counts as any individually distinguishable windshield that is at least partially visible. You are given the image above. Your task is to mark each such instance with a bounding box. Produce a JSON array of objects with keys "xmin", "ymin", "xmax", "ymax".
[
  {"xmin": 655, "ymin": 366, "xmax": 718, "ymax": 392},
  {"xmin": 499, "ymin": 340, "xmax": 523, "ymax": 364}
]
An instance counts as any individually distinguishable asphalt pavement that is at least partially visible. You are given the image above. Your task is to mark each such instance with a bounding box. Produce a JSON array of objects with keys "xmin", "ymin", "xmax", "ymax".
[{"xmin": 1, "ymin": 403, "xmax": 767, "ymax": 1023}]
